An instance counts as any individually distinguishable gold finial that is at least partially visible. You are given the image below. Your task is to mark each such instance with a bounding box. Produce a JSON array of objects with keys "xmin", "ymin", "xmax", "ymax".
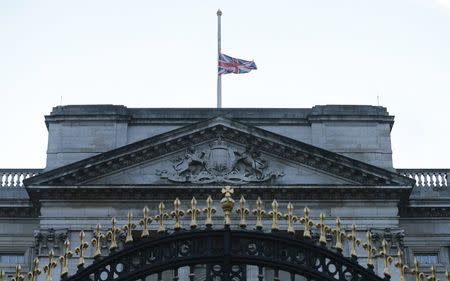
[
  {"xmin": 106, "ymin": 217, "xmax": 120, "ymax": 251},
  {"xmin": 332, "ymin": 217, "xmax": 346, "ymax": 252},
  {"xmin": 316, "ymin": 213, "xmax": 330, "ymax": 245},
  {"xmin": 236, "ymin": 195, "xmax": 249, "ymax": 228},
  {"xmin": 379, "ymin": 239, "xmax": 393, "ymax": 278},
  {"xmin": 171, "ymin": 198, "xmax": 185, "ymax": 231},
  {"xmin": 268, "ymin": 199, "xmax": 282, "ymax": 231},
  {"xmin": 91, "ymin": 224, "xmax": 104, "ymax": 258},
  {"xmin": 59, "ymin": 239, "xmax": 73, "ymax": 277},
  {"xmin": 446, "ymin": 270, "xmax": 450, "ymax": 281},
  {"xmin": 43, "ymin": 250, "xmax": 57, "ymax": 281},
  {"xmin": 428, "ymin": 266, "xmax": 438, "ymax": 281},
  {"xmin": 284, "ymin": 202, "xmax": 298, "ymax": 234},
  {"xmin": 412, "ymin": 259, "xmax": 425, "ymax": 281},
  {"xmin": 187, "ymin": 197, "xmax": 201, "ymax": 229},
  {"xmin": 12, "ymin": 265, "xmax": 24, "ymax": 281},
  {"xmin": 155, "ymin": 202, "xmax": 169, "ymax": 233},
  {"xmin": 221, "ymin": 186, "xmax": 235, "ymax": 227},
  {"xmin": 139, "ymin": 206, "xmax": 152, "ymax": 238},
  {"xmin": 346, "ymin": 224, "xmax": 360, "ymax": 259},
  {"xmin": 123, "ymin": 212, "xmax": 136, "ymax": 243},
  {"xmin": 0, "ymin": 269, "xmax": 4, "ymax": 281},
  {"xmin": 27, "ymin": 258, "xmax": 41, "ymax": 281},
  {"xmin": 300, "ymin": 207, "xmax": 314, "ymax": 239},
  {"xmin": 395, "ymin": 249, "xmax": 409, "ymax": 281},
  {"xmin": 74, "ymin": 230, "xmax": 89, "ymax": 268},
  {"xmin": 252, "ymin": 197, "xmax": 265, "ymax": 230},
  {"xmin": 203, "ymin": 196, "xmax": 216, "ymax": 228},
  {"xmin": 362, "ymin": 231, "xmax": 377, "ymax": 268}
]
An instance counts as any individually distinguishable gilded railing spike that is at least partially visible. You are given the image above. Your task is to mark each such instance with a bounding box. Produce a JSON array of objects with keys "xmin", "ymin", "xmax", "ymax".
[
  {"xmin": 27, "ymin": 258, "xmax": 41, "ymax": 281},
  {"xmin": 155, "ymin": 202, "xmax": 169, "ymax": 233},
  {"xmin": 252, "ymin": 197, "xmax": 265, "ymax": 230},
  {"xmin": 236, "ymin": 195, "xmax": 249, "ymax": 228},
  {"xmin": 412, "ymin": 259, "xmax": 426, "ymax": 281},
  {"xmin": 43, "ymin": 250, "xmax": 57, "ymax": 281},
  {"xmin": 332, "ymin": 217, "xmax": 346, "ymax": 253},
  {"xmin": 123, "ymin": 212, "xmax": 136, "ymax": 243},
  {"xmin": 379, "ymin": 239, "xmax": 393, "ymax": 278},
  {"xmin": 203, "ymin": 196, "xmax": 216, "ymax": 228},
  {"xmin": 445, "ymin": 269, "xmax": 450, "ymax": 281},
  {"xmin": 395, "ymin": 249, "xmax": 409, "ymax": 281},
  {"xmin": 284, "ymin": 202, "xmax": 297, "ymax": 234},
  {"xmin": 12, "ymin": 265, "xmax": 24, "ymax": 281},
  {"xmin": 300, "ymin": 207, "xmax": 314, "ymax": 239},
  {"xmin": 316, "ymin": 213, "xmax": 330, "ymax": 245},
  {"xmin": 74, "ymin": 230, "xmax": 89, "ymax": 269},
  {"xmin": 346, "ymin": 224, "xmax": 360, "ymax": 259},
  {"xmin": 106, "ymin": 217, "xmax": 120, "ymax": 251},
  {"xmin": 268, "ymin": 199, "xmax": 282, "ymax": 231},
  {"xmin": 59, "ymin": 239, "xmax": 73, "ymax": 277},
  {"xmin": 0, "ymin": 269, "xmax": 4, "ymax": 281},
  {"xmin": 171, "ymin": 197, "xmax": 185, "ymax": 231},
  {"xmin": 187, "ymin": 197, "xmax": 200, "ymax": 229},
  {"xmin": 139, "ymin": 206, "xmax": 152, "ymax": 238},
  {"xmin": 362, "ymin": 231, "xmax": 377, "ymax": 269},
  {"xmin": 91, "ymin": 224, "xmax": 104, "ymax": 258},
  {"xmin": 428, "ymin": 266, "xmax": 439, "ymax": 281},
  {"xmin": 220, "ymin": 186, "xmax": 235, "ymax": 227}
]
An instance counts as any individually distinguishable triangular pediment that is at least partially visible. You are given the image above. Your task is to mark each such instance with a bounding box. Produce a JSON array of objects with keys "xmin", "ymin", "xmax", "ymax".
[{"xmin": 24, "ymin": 117, "xmax": 413, "ymax": 187}]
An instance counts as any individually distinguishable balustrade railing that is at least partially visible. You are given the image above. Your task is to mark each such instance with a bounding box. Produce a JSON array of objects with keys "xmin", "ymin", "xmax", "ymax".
[
  {"xmin": 0, "ymin": 169, "xmax": 43, "ymax": 187},
  {"xmin": 397, "ymin": 169, "xmax": 449, "ymax": 189}
]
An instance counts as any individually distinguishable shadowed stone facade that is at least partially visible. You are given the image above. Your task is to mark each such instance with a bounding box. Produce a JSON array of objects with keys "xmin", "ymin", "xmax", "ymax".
[{"xmin": 0, "ymin": 105, "xmax": 449, "ymax": 281}]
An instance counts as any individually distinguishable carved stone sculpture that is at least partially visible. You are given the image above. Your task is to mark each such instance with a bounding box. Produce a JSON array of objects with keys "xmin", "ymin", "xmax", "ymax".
[{"xmin": 157, "ymin": 138, "xmax": 283, "ymax": 184}]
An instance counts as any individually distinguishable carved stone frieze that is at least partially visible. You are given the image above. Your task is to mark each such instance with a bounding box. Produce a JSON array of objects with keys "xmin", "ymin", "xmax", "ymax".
[
  {"xmin": 157, "ymin": 138, "xmax": 284, "ymax": 184},
  {"xmin": 371, "ymin": 228, "xmax": 405, "ymax": 250},
  {"xmin": 34, "ymin": 228, "xmax": 68, "ymax": 256}
]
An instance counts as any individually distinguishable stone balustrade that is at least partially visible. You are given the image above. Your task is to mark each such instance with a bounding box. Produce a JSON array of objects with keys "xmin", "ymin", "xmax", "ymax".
[
  {"xmin": 397, "ymin": 169, "xmax": 449, "ymax": 188},
  {"xmin": 0, "ymin": 169, "xmax": 43, "ymax": 187}
]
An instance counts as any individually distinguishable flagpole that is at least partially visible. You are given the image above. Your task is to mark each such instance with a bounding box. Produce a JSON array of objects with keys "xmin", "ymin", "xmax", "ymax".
[{"xmin": 217, "ymin": 9, "xmax": 222, "ymax": 109}]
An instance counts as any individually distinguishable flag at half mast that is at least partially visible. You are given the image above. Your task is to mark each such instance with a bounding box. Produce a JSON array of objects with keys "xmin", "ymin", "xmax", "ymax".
[{"xmin": 218, "ymin": 53, "xmax": 257, "ymax": 74}]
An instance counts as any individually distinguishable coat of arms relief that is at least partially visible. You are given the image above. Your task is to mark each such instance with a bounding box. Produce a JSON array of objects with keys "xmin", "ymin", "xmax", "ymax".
[{"xmin": 157, "ymin": 139, "xmax": 284, "ymax": 184}]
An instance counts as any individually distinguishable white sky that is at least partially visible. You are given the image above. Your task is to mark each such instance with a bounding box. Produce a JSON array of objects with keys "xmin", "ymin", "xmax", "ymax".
[{"xmin": 1, "ymin": 0, "xmax": 449, "ymax": 169}]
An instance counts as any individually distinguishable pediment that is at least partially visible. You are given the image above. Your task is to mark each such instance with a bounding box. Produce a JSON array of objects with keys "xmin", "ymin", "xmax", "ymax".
[{"xmin": 24, "ymin": 117, "xmax": 413, "ymax": 187}]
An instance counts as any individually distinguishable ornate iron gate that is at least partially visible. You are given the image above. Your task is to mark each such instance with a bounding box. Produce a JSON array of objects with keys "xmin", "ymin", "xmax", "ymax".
[{"xmin": 64, "ymin": 228, "xmax": 385, "ymax": 281}]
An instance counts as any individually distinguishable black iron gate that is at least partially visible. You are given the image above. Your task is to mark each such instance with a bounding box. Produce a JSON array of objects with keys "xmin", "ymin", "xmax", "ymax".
[{"xmin": 65, "ymin": 229, "xmax": 385, "ymax": 281}]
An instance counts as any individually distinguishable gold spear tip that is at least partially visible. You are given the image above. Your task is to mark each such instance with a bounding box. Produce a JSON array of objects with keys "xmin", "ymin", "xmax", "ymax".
[{"xmin": 217, "ymin": 9, "xmax": 222, "ymax": 16}]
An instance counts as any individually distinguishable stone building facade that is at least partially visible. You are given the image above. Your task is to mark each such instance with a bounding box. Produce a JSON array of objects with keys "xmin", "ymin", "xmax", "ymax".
[{"xmin": 0, "ymin": 105, "xmax": 449, "ymax": 281}]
